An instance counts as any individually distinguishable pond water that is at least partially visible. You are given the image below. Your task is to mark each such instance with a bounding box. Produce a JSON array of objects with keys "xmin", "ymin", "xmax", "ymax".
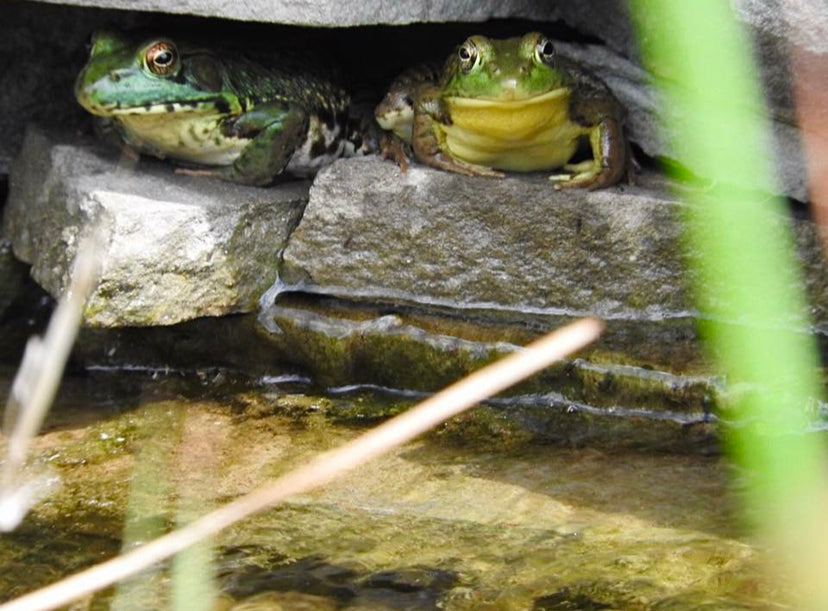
[{"xmin": 0, "ymin": 367, "xmax": 785, "ymax": 610}]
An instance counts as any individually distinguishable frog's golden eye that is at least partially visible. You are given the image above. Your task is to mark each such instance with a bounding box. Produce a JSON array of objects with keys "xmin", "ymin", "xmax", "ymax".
[
  {"xmin": 535, "ymin": 37, "xmax": 556, "ymax": 64},
  {"xmin": 144, "ymin": 41, "xmax": 179, "ymax": 76},
  {"xmin": 458, "ymin": 41, "xmax": 478, "ymax": 71}
]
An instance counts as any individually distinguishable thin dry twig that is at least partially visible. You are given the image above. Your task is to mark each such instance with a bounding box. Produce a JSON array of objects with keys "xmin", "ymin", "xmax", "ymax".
[
  {"xmin": 0, "ymin": 232, "xmax": 102, "ymax": 531},
  {"xmin": 0, "ymin": 317, "xmax": 603, "ymax": 611}
]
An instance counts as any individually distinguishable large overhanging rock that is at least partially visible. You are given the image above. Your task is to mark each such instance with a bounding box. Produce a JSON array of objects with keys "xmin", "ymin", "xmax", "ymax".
[
  {"xmin": 22, "ymin": 0, "xmax": 564, "ymax": 25},
  {"xmin": 2, "ymin": 126, "xmax": 309, "ymax": 327}
]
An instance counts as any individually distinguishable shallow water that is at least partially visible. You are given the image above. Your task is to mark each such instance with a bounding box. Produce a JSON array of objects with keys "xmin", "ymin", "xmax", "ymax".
[{"xmin": 0, "ymin": 367, "xmax": 785, "ymax": 610}]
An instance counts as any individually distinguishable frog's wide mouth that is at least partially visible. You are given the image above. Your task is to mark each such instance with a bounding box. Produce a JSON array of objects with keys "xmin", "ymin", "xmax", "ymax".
[
  {"xmin": 445, "ymin": 87, "xmax": 569, "ymax": 109},
  {"xmin": 80, "ymin": 98, "xmax": 233, "ymax": 117}
]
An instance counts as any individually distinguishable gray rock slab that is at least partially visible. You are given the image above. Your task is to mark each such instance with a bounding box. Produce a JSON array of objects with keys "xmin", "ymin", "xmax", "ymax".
[
  {"xmin": 279, "ymin": 157, "xmax": 686, "ymax": 321},
  {"xmin": 556, "ymin": 41, "xmax": 808, "ymax": 202},
  {"xmin": 24, "ymin": 0, "xmax": 563, "ymax": 26},
  {"xmin": 3, "ymin": 125, "xmax": 309, "ymax": 327},
  {"xmin": 279, "ymin": 156, "xmax": 827, "ymax": 332}
]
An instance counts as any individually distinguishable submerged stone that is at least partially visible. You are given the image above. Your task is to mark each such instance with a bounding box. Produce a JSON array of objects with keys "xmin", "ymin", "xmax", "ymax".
[
  {"xmin": 258, "ymin": 297, "xmax": 719, "ymax": 452},
  {"xmin": 3, "ymin": 126, "xmax": 309, "ymax": 327}
]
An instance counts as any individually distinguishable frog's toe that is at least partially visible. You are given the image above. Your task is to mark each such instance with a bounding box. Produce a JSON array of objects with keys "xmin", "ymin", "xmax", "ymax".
[
  {"xmin": 419, "ymin": 151, "xmax": 503, "ymax": 178},
  {"xmin": 551, "ymin": 161, "xmax": 620, "ymax": 190},
  {"xmin": 175, "ymin": 167, "xmax": 218, "ymax": 179},
  {"xmin": 461, "ymin": 163, "xmax": 504, "ymax": 178},
  {"xmin": 379, "ymin": 133, "xmax": 411, "ymax": 173},
  {"xmin": 442, "ymin": 157, "xmax": 504, "ymax": 178},
  {"xmin": 552, "ymin": 171, "xmax": 614, "ymax": 191},
  {"xmin": 548, "ymin": 172, "xmax": 574, "ymax": 183},
  {"xmin": 563, "ymin": 160, "xmax": 595, "ymax": 174}
]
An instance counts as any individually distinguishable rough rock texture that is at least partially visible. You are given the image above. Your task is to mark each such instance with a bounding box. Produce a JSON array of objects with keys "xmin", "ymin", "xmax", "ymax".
[
  {"xmin": 280, "ymin": 156, "xmax": 827, "ymax": 331},
  {"xmin": 26, "ymin": 0, "xmax": 563, "ymax": 26},
  {"xmin": 553, "ymin": 0, "xmax": 825, "ymax": 124},
  {"xmin": 3, "ymin": 126, "xmax": 309, "ymax": 326},
  {"xmin": 557, "ymin": 41, "xmax": 808, "ymax": 202}
]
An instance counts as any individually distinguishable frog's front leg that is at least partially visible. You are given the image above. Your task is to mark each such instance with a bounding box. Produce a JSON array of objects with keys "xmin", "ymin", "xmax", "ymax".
[
  {"xmin": 411, "ymin": 87, "xmax": 503, "ymax": 178},
  {"xmin": 179, "ymin": 103, "xmax": 308, "ymax": 186},
  {"xmin": 94, "ymin": 117, "xmax": 141, "ymax": 162},
  {"xmin": 554, "ymin": 114, "xmax": 628, "ymax": 191},
  {"xmin": 379, "ymin": 131, "xmax": 411, "ymax": 173}
]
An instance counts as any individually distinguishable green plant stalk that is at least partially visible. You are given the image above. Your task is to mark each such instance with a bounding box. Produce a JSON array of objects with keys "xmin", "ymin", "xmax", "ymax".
[{"xmin": 630, "ymin": 0, "xmax": 827, "ymax": 605}]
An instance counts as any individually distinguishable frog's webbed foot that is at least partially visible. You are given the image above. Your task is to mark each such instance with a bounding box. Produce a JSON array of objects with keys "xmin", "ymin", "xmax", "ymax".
[
  {"xmin": 550, "ymin": 160, "xmax": 609, "ymax": 190},
  {"xmin": 424, "ymin": 153, "xmax": 504, "ymax": 178},
  {"xmin": 556, "ymin": 111, "xmax": 629, "ymax": 190},
  {"xmin": 379, "ymin": 132, "xmax": 411, "ymax": 173},
  {"xmin": 211, "ymin": 103, "xmax": 308, "ymax": 186}
]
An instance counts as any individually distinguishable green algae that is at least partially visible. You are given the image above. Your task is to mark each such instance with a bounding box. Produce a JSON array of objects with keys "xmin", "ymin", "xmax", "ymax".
[{"xmin": 261, "ymin": 300, "xmax": 719, "ymax": 423}]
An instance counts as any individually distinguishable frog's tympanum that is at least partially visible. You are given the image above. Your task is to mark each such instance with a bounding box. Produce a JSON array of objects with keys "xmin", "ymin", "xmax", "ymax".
[
  {"xmin": 75, "ymin": 31, "xmax": 371, "ymax": 186},
  {"xmin": 375, "ymin": 32, "xmax": 633, "ymax": 190}
]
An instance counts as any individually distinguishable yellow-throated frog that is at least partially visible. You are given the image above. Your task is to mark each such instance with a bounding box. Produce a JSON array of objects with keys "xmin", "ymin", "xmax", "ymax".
[
  {"xmin": 75, "ymin": 31, "xmax": 374, "ymax": 186},
  {"xmin": 375, "ymin": 32, "xmax": 633, "ymax": 190}
]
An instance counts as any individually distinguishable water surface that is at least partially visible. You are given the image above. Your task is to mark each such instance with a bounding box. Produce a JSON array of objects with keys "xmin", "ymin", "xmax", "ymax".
[{"xmin": 0, "ymin": 368, "xmax": 782, "ymax": 610}]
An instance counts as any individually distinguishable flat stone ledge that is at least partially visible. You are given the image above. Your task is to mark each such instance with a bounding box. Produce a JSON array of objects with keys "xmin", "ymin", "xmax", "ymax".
[
  {"xmin": 280, "ymin": 156, "xmax": 828, "ymax": 333},
  {"xmin": 3, "ymin": 125, "xmax": 309, "ymax": 327}
]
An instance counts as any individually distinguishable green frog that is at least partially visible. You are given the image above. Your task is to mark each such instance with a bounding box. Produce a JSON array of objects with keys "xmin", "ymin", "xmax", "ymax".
[
  {"xmin": 75, "ymin": 31, "xmax": 373, "ymax": 186},
  {"xmin": 375, "ymin": 32, "xmax": 632, "ymax": 189}
]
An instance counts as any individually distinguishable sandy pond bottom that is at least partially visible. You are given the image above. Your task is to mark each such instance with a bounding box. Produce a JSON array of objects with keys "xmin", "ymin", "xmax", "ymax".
[{"xmin": 0, "ymin": 368, "xmax": 782, "ymax": 610}]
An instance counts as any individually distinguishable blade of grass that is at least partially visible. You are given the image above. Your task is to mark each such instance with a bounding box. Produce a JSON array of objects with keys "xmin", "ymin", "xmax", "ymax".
[
  {"xmin": 630, "ymin": 1, "xmax": 828, "ymax": 607},
  {"xmin": 0, "ymin": 317, "xmax": 603, "ymax": 611}
]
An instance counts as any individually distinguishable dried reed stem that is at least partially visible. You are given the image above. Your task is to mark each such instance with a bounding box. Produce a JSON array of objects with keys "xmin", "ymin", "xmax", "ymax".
[{"xmin": 1, "ymin": 233, "xmax": 102, "ymax": 530}]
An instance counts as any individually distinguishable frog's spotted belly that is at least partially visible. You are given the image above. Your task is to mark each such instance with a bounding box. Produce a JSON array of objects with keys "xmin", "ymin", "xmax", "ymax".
[{"xmin": 118, "ymin": 111, "xmax": 351, "ymax": 174}]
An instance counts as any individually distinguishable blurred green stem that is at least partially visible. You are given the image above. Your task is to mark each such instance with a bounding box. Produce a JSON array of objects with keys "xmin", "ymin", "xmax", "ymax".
[{"xmin": 630, "ymin": 1, "xmax": 827, "ymax": 607}]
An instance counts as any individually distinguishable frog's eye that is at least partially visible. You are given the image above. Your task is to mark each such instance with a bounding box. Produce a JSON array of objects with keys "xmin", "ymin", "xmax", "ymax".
[
  {"xmin": 535, "ymin": 37, "xmax": 556, "ymax": 64},
  {"xmin": 144, "ymin": 41, "xmax": 179, "ymax": 77},
  {"xmin": 457, "ymin": 41, "xmax": 478, "ymax": 71}
]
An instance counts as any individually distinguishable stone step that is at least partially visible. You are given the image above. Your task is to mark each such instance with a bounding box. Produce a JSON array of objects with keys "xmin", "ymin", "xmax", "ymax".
[{"xmin": 3, "ymin": 125, "xmax": 309, "ymax": 326}]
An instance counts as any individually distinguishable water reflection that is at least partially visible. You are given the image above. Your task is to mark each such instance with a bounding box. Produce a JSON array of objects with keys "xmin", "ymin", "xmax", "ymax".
[{"xmin": 0, "ymin": 369, "xmax": 782, "ymax": 609}]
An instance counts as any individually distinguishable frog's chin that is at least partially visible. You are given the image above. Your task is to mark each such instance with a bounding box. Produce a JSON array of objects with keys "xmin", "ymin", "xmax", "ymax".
[{"xmin": 446, "ymin": 87, "xmax": 569, "ymax": 109}]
